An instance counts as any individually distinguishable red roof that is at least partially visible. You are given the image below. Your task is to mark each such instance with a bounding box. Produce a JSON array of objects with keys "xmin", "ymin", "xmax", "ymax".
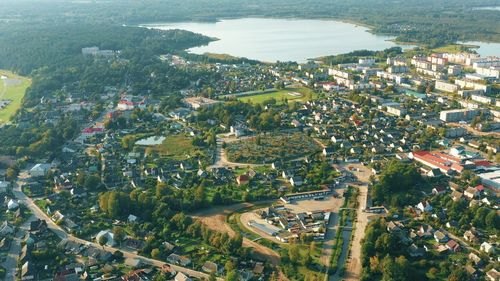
[
  {"xmin": 474, "ymin": 160, "xmax": 492, "ymax": 167},
  {"xmin": 475, "ymin": 184, "xmax": 484, "ymax": 191},
  {"xmin": 119, "ymin": 100, "xmax": 134, "ymax": 106},
  {"xmin": 82, "ymin": 127, "xmax": 104, "ymax": 134},
  {"xmin": 412, "ymin": 151, "xmax": 464, "ymax": 173}
]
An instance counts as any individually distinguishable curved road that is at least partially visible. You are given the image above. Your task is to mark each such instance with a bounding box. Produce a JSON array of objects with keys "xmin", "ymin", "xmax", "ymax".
[{"xmin": 13, "ymin": 171, "xmax": 221, "ymax": 281}]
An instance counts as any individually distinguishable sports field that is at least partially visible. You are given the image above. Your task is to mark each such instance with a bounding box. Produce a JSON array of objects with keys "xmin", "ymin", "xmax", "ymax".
[
  {"xmin": 237, "ymin": 86, "xmax": 317, "ymax": 104},
  {"xmin": 0, "ymin": 70, "xmax": 31, "ymax": 124}
]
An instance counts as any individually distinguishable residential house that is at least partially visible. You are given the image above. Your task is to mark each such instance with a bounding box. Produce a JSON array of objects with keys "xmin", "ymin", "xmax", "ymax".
[
  {"xmin": 290, "ymin": 176, "xmax": 303, "ymax": 187},
  {"xmin": 451, "ymin": 191, "xmax": 463, "ymax": 202},
  {"xmin": 464, "ymin": 187, "xmax": 479, "ymax": 199},
  {"xmin": 236, "ymin": 174, "xmax": 250, "ymax": 186},
  {"xmin": 323, "ymin": 147, "xmax": 334, "ymax": 157},
  {"xmin": 417, "ymin": 201, "xmax": 433, "ymax": 213},
  {"xmin": 167, "ymin": 254, "xmax": 191, "ymax": 267},
  {"xmin": 417, "ymin": 224, "xmax": 434, "ymax": 238},
  {"xmin": 486, "ymin": 269, "xmax": 499, "ymax": 281},
  {"xmin": 431, "ymin": 186, "xmax": 446, "ymax": 195},
  {"xmin": 463, "ymin": 230, "xmax": 480, "ymax": 243},
  {"xmin": 95, "ymin": 230, "xmax": 115, "ymax": 247},
  {"xmin": 202, "ymin": 261, "xmax": 219, "ymax": 274},
  {"xmin": 7, "ymin": 199, "xmax": 19, "ymax": 210},
  {"xmin": 480, "ymin": 242, "xmax": 495, "ymax": 254},
  {"xmin": 468, "ymin": 253, "xmax": 482, "ymax": 266},
  {"xmin": 0, "ymin": 221, "xmax": 14, "ymax": 235},
  {"xmin": 434, "ymin": 230, "xmax": 448, "ymax": 243},
  {"xmin": 21, "ymin": 261, "xmax": 35, "ymax": 281},
  {"xmin": 445, "ymin": 240, "xmax": 461, "ymax": 252},
  {"xmin": 174, "ymin": 272, "xmax": 192, "ymax": 281},
  {"xmin": 465, "ymin": 265, "xmax": 478, "ymax": 280},
  {"xmin": 30, "ymin": 163, "xmax": 51, "ymax": 177},
  {"xmin": 408, "ymin": 243, "xmax": 425, "ymax": 257}
]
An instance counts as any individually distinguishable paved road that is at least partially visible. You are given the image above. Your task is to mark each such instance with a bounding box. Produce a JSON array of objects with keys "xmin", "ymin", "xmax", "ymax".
[
  {"xmin": 13, "ymin": 172, "xmax": 221, "ymax": 281},
  {"xmin": 447, "ymin": 122, "xmax": 500, "ymax": 137},
  {"xmin": 329, "ymin": 163, "xmax": 374, "ymax": 281},
  {"xmin": 2, "ymin": 215, "xmax": 36, "ymax": 281}
]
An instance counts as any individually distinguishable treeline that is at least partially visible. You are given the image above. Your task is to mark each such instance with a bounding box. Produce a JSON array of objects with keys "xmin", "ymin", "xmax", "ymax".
[
  {"xmin": 97, "ymin": 179, "xmax": 247, "ymax": 221},
  {"xmin": 321, "ymin": 47, "xmax": 403, "ymax": 66}
]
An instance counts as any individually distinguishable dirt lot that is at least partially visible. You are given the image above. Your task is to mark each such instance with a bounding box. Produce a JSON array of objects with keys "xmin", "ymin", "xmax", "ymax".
[
  {"xmin": 240, "ymin": 212, "xmax": 284, "ymax": 244},
  {"xmin": 284, "ymin": 189, "xmax": 345, "ymax": 214},
  {"xmin": 190, "ymin": 201, "xmax": 282, "ymax": 265}
]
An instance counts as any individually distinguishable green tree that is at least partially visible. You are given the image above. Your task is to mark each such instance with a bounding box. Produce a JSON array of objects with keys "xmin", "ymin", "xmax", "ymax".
[
  {"xmin": 225, "ymin": 270, "xmax": 239, "ymax": 281},
  {"xmin": 288, "ymin": 244, "xmax": 300, "ymax": 264},
  {"xmin": 485, "ymin": 211, "xmax": 499, "ymax": 231},
  {"xmin": 447, "ymin": 267, "xmax": 469, "ymax": 281},
  {"xmin": 151, "ymin": 248, "xmax": 160, "ymax": 259},
  {"xmin": 98, "ymin": 235, "xmax": 108, "ymax": 247},
  {"xmin": 112, "ymin": 226, "xmax": 126, "ymax": 245}
]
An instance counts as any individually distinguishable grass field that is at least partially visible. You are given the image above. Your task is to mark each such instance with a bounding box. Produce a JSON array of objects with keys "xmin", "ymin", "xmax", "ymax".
[
  {"xmin": 432, "ymin": 44, "xmax": 477, "ymax": 54},
  {"xmin": 237, "ymin": 86, "xmax": 317, "ymax": 104},
  {"xmin": 146, "ymin": 134, "xmax": 199, "ymax": 159},
  {"xmin": 0, "ymin": 70, "xmax": 31, "ymax": 124}
]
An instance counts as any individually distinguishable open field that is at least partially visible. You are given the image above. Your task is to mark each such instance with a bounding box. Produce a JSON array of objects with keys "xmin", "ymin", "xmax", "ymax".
[
  {"xmin": 146, "ymin": 134, "xmax": 199, "ymax": 159},
  {"xmin": 225, "ymin": 132, "xmax": 321, "ymax": 164},
  {"xmin": 0, "ymin": 70, "xmax": 31, "ymax": 124},
  {"xmin": 237, "ymin": 86, "xmax": 317, "ymax": 104},
  {"xmin": 432, "ymin": 44, "xmax": 477, "ymax": 54}
]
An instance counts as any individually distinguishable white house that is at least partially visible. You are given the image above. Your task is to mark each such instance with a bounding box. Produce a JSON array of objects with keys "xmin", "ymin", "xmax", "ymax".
[
  {"xmin": 289, "ymin": 177, "xmax": 303, "ymax": 187},
  {"xmin": 416, "ymin": 201, "xmax": 433, "ymax": 212},
  {"xmin": 95, "ymin": 230, "xmax": 116, "ymax": 247},
  {"xmin": 323, "ymin": 147, "xmax": 334, "ymax": 157},
  {"xmin": 7, "ymin": 199, "xmax": 19, "ymax": 210},
  {"xmin": 480, "ymin": 242, "xmax": 495, "ymax": 254}
]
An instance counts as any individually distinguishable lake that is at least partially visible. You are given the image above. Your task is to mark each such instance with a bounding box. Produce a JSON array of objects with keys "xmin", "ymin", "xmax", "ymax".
[
  {"xmin": 136, "ymin": 136, "xmax": 165, "ymax": 146},
  {"xmin": 460, "ymin": 41, "xmax": 500, "ymax": 57},
  {"xmin": 142, "ymin": 18, "xmax": 416, "ymax": 62}
]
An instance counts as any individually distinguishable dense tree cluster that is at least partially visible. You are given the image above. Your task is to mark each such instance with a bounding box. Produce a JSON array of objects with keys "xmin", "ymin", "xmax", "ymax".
[{"xmin": 371, "ymin": 160, "xmax": 426, "ymax": 207}]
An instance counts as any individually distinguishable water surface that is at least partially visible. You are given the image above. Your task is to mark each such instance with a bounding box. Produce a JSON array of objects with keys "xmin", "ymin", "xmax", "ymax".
[
  {"xmin": 460, "ymin": 41, "xmax": 500, "ymax": 57},
  {"xmin": 143, "ymin": 18, "xmax": 416, "ymax": 62}
]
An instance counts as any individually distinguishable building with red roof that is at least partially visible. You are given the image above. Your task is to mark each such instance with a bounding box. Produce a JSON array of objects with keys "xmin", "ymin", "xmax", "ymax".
[{"xmin": 410, "ymin": 151, "xmax": 465, "ymax": 175}]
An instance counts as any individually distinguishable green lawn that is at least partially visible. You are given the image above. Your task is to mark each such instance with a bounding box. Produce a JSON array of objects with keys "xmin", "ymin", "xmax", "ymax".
[
  {"xmin": 0, "ymin": 70, "xmax": 31, "ymax": 124},
  {"xmin": 237, "ymin": 86, "xmax": 317, "ymax": 104}
]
